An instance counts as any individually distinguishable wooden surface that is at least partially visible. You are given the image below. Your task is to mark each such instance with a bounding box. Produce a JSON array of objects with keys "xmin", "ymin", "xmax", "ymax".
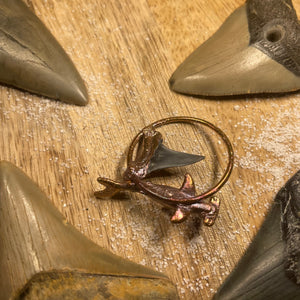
[{"xmin": 1, "ymin": 0, "xmax": 300, "ymax": 299}]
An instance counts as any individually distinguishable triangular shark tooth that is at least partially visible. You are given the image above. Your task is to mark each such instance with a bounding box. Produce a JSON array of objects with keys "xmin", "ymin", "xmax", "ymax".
[
  {"xmin": 213, "ymin": 170, "xmax": 300, "ymax": 300},
  {"xmin": 0, "ymin": 161, "xmax": 178, "ymax": 299},
  {"xmin": 147, "ymin": 140, "xmax": 205, "ymax": 174},
  {"xmin": 132, "ymin": 128, "xmax": 204, "ymax": 176},
  {"xmin": 170, "ymin": 0, "xmax": 300, "ymax": 96},
  {"xmin": 0, "ymin": 0, "xmax": 88, "ymax": 105}
]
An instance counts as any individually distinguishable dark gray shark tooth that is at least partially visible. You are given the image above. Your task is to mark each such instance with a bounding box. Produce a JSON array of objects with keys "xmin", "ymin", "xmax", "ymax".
[
  {"xmin": 213, "ymin": 170, "xmax": 300, "ymax": 300},
  {"xmin": 170, "ymin": 0, "xmax": 300, "ymax": 96},
  {"xmin": 133, "ymin": 128, "xmax": 204, "ymax": 176},
  {"xmin": 0, "ymin": 0, "xmax": 88, "ymax": 105},
  {"xmin": 0, "ymin": 161, "xmax": 178, "ymax": 299},
  {"xmin": 147, "ymin": 140, "xmax": 205, "ymax": 174}
]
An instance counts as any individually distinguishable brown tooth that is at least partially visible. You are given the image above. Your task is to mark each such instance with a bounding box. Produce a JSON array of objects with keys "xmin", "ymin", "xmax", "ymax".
[
  {"xmin": 213, "ymin": 170, "xmax": 300, "ymax": 300},
  {"xmin": 170, "ymin": 0, "xmax": 300, "ymax": 96},
  {"xmin": 0, "ymin": 161, "xmax": 178, "ymax": 299},
  {"xmin": 0, "ymin": 0, "xmax": 88, "ymax": 105}
]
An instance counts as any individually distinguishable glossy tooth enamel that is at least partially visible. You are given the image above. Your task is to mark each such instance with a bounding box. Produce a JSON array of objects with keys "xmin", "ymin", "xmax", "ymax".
[
  {"xmin": 147, "ymin": 141, "xmax": 205, "ymax": 174},
  {"xmin": 213, "ymin": 170, "xmax": 300, "ymax": 300},
  {"xmin": 0, "ymin": 0, "xmax": 88, "ymax": 105},
  {"xmin": 0, "ymin": 161, "xmax": 178, "ymax": 299},
  {"xmin": 170, "ymin": 0, "xmax": 300, "ymax": 96}
]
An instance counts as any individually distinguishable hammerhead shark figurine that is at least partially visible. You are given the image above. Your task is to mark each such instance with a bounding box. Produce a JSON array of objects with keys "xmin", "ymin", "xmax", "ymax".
[{"xmin": 95, "ymin": 127, "xmax": 222, "ymax": 225}]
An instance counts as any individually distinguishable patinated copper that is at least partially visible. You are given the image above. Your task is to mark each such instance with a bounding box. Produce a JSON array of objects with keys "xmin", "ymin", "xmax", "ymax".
[{"xmin": 95, "ymin": 117, "xmax": 234, "ymax": 225}]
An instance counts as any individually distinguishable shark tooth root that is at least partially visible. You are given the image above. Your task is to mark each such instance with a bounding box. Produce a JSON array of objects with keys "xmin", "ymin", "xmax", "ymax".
[
  {"xmin": 170, "ymin": 0, "xmax": 300, "ymax": 96},
  {"xmin": 0, "ymin": 160, "xmax": 178, "ymax": 299}
]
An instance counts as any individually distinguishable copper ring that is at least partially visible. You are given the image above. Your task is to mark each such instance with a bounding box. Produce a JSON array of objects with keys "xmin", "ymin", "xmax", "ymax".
[{"xmin": 127, "ymin": 116, "xmax": 234, "ymax": 201}]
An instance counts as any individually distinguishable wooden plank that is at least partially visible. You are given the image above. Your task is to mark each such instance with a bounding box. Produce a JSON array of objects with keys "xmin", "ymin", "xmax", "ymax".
[{"xmin": 0, "ymin": 0, "xmax": 299, "ymax": 299}]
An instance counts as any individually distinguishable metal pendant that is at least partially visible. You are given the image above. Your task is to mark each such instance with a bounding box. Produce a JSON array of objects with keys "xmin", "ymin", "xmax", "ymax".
[{"xmin": 95, "ymin": 117, "xmax": 234, "ymax": 225}]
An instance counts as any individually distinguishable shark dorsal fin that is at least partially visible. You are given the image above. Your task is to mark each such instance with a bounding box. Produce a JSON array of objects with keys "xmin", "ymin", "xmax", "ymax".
[{"xmin": 179, "ymin": 173, "xmax": 196, "ymax": 196}]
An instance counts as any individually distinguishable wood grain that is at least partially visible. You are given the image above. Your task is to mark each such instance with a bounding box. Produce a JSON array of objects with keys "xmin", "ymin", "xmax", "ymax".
[{"xmin": 0, "ymin": 0, "xmax": 299, "ymax": 299}]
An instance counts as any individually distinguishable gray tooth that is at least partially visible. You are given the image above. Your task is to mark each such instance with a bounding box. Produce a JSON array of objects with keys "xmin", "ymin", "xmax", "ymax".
[
  {"xmin": 0, "ymin": 0, "xmax": 88, "ymax": 105},
  {"xmin": 0, "ymin": 161, "xmax": 178, "ymax": 299},
  {"xmin": 170, "ymin": 0, "xmax": 300, "ymax": 96},
  {"xmin": 147, "ymin": 141, "xmax": 205, "ymax": 174},
  {"xmin": 213, "ymin": 170, "xmax": 300, "ymax": 300}
]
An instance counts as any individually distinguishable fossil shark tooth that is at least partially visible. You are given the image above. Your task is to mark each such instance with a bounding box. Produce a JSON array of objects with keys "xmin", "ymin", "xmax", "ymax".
[
  {"xmin": 0, "ymin": 0, "xmax": 88, "ymax": 105},
  {"xmin": 170, "ymin": 0, "xmax": 300, "ymax": 96},
  {"xmin": 134, "ymin": 128, "xmax": 204, "ymax": 175},
  {"xmin": 147, "ymin": 141, "xmax": 205, "ymax": 174},
  {"xmin": 213, "ymin": 170, "xmax": 300, "ymax": 300},
  {"xmin": 0, "ymin": 161, "xmax": 178, "ymax": 299}
]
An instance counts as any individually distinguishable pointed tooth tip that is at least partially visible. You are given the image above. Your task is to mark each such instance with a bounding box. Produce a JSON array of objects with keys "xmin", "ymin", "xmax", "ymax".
[
  {"xmin": 213, "ymin": 209, "xmax": 283, "ymax": 300},
  {"xmin": 169, "ymin": 71, "xmax": 190, "ymax": 95},
  {"xmin": 169, "ymin": 72, "xmax": 211, "ymax": 96},
  {"xmin": 197, "ymin": 155, "xmax": 205, "ymax": 161},
  {"xmin": 44, "ymin": 76, "xmax": 89, "ymax": 106},
  {"xmin": 65, "ymin": 82, "xmax": 89, "ymax": 106},
  {"xmin": 169, "ymin": 75, "xmax": 176, "ymax": 89},
  {"xmin": 190, "ymin": 154, "xmax": 205, "ymax": 164},
  {"xmin": 3, "ymin": 61, "xmax": 89, "ymax": 106},
  {"xmin": 59, "ymin": 91, "xmax": 89, "ymax": 106},
  {"xmin": 169, "ymin": 73, "xmax": 190, "ymax": 95}
]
